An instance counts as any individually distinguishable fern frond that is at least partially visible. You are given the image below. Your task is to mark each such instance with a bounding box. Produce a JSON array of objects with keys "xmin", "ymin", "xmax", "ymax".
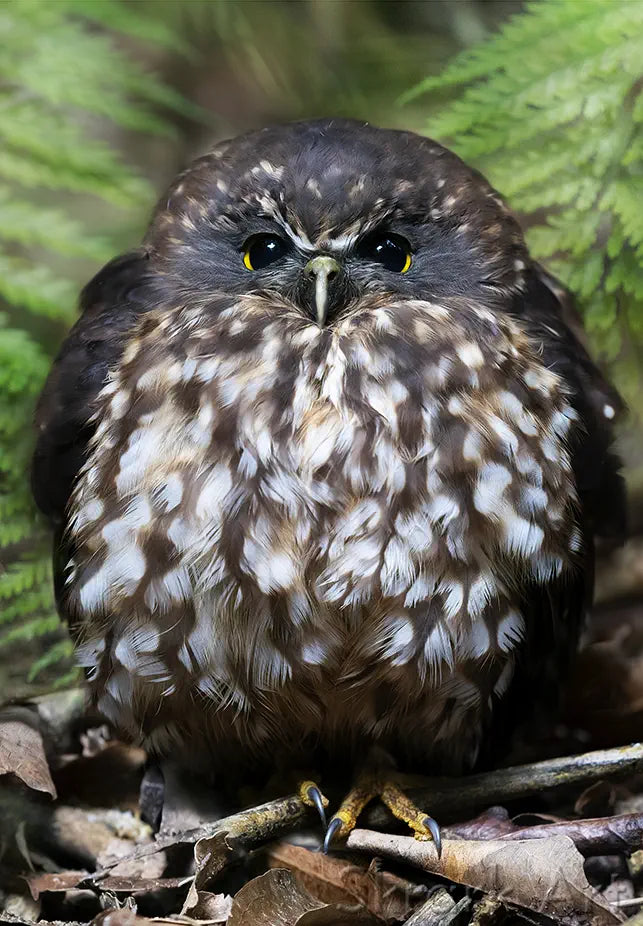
[
  {"xmin": 0, "ymin": 0, "xmax": 194, "ymax": 688},
  {"xmin": 408, "ymin": 0, "xmax": 643, "ymax": 404},
  {"xmin": 28, "ymin": 638, "xmax": 75, "ymax": 682},
  {"xmin": 0, "ymin": 189, "xmax": 113, "ymax": 260}
]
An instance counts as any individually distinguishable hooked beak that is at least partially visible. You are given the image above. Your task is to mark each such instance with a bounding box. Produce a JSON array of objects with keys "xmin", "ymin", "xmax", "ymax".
[{"xmin": 304, "ymin": 255, "xmax": 341, "ymax": 326}]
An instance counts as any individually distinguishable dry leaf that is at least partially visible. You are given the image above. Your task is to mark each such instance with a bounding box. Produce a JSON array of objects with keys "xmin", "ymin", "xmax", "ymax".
[
  {"xmin": 405, "ymin": 892, "xmax": 471, "ymax": 926},
  {"xmin": 27, "ymin": 870, "xmax": 89, "ymax": 899},
  {"xmin": 91, "ymin": 911, "xmax": 153, "ymax": 926},
  {"xmin": 188, "ymin": 795, "xmax": 310, "ymax": 894},
  {"xmin": 443, "ymin": 806, "xmax": 514, "ymax": 841},
  {"xmin": 268, "ymin": 842, "xmax": 424, "ymax": 920},
  {"xmin": 2, "ymin": 890, "xmax": 41, "ymax": 923},
  {"xmin": 0, "ymin": 708, "xmax": 56, "ymax": 797},
  {"xmin": 178, "ymin": 890, "xmax": 233, "ymax": 923},
  {"xmin": 226, "ymin": 869, "xmax": 321, "ymax": 926},
  {"xmin": 446, "ymin": 806, "xmax": 643, "ymax": 857},
  {"xmin": 346, "ymin": 829, "xmax": 624, "ymax": 924},
  {"xmin": 226, "ymin": 868, "xmax": 385, "ymax": 926},
  {"xmin": 99, "ymin": 875, "xmax": 191, "ymax": 893}
]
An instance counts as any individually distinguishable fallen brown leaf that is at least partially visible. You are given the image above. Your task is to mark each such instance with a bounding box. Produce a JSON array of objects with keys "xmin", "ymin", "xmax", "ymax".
[
  {"xmin": 405, "ymin": 891, "xmax": 471, "ymax": 926},
  {"xmin": 226, "ymin": 868, "xmax": 385, "ymax": 926},
  {"xmin": 99, "ymin": 875, "xmax": 191, "ymax": 893},
  {"xmin": 268, "ymin": 842, "xmax": 424, "ymax": 921},
  {"xmin": 345, "ymin": 829, "xmax": 624, "ymax": 924},
  {"xmin": 445, "ymin": 806, "xmax": 643, "ymax": 857},
  {"xmin": 499, "ymin": 811, "xmax": 643, "ymax": 856},
  {"xmin": 177, "ymin": 890, "xmax": 233, "ymax": 923},
  {"xmin": 443, "ymin": 806, "xmax": 514, "ymax": 841},
  {"xmin": 0, "ymin": 707, "xmax": 56, "ymax": 797},
  {"xmin": 91, "ymin": 912, "xmax": 153, "ymax": 926},
  {"xmin": 27, "ymin": 870, "xmax": 90, "ymax": 899},
  {"xmin": 575, "ymin": 781, "xmax": 617, "ymax": 817},
  {"xmin": 187, "ymin": 795, "xmax": 311, "ymax": 895}
]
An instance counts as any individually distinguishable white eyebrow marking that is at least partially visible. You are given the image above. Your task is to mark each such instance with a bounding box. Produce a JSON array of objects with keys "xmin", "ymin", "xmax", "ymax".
[
  {"xmin": 274, "ymin": 220, "xmax": 361, "ymax": 256},
  {"xmin": 273, "ymin": 217, "xmax": 315, "ymax": 252},
  {"xmin": 319, "ymin": 233, "xmax": 361, "ymax": 253}
]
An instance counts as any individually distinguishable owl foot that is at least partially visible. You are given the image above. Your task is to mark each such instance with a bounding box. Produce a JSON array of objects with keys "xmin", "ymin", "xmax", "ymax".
[
  {"xmin": 298, "ymin": 779, "xmax": 329, "ymax": 826},
  {"xmin": 323, "ymin": 774, "xmax": 441, "ymax": 857}
]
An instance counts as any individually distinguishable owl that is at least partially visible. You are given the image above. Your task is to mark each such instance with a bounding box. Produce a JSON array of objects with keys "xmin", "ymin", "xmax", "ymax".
[{"xmin": 32, "ymin": 119, "xmax": 625, "ymax": 850}]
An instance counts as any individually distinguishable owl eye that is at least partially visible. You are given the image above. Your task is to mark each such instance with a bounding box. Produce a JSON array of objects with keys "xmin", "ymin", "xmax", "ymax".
[
  {"xmin": 243, "ymin": 234, "xmax": 288, "ymax": 270},
  {"xmin": 355, "ymin": 233, "xmax": 412, "ymax": 273}
]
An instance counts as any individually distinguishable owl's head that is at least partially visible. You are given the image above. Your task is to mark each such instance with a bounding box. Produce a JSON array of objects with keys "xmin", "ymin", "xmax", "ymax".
[{"xmin": 144, "ymin": 119, "xmax": 530, "ymax": 325}]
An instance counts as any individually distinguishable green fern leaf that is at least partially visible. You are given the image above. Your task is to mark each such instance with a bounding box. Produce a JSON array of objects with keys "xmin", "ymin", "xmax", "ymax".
[
  {"xmin": 408, "ymin": 0, "xmax": 643, "ymax": 405},
  {"xmin": 0, "ymin": 0, "xmax": 196, "ymax": 689}
]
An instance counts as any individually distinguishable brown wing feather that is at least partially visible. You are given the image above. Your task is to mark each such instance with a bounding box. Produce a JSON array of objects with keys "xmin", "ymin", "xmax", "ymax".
[
  {"xmin": 483, "ymin": 264, "xmax": 626, "ymax": 763},
  {"xmin": 32, "ymin": 249, "xmax": 153, "ymax": 615}
]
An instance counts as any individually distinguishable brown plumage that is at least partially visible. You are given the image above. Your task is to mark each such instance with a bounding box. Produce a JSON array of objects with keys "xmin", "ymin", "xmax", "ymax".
[{"xmin": 33, "ymin": 120, "xmax": 624, "ymax": 796}]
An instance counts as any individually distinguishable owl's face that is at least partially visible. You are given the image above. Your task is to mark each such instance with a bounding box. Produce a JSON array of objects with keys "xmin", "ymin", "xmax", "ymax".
[{"xmin": 146, "ymin": 119, "xmax": 529, "ymax": 325}]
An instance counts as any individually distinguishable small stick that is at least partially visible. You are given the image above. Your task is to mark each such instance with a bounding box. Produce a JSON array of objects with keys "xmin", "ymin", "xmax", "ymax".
[
  {"xmin": 365, "ymin": 742, "xmax": 643, "ymax": 826},
  {"xmin": 88, "ymin": 794, "xmax": 310, "ymax": 885}
]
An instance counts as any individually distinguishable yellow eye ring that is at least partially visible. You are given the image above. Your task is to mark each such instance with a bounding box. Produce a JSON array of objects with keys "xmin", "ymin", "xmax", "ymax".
[
  {"xmin": 243, "ymin": 250, "xmax": 254, "ymax": 271},
  {"xmin": 401, "ymin": 252, "xmax": 412, "ymax": 274}
]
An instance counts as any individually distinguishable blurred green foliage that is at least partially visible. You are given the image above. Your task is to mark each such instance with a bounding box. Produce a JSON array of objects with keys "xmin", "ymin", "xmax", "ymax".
[
  {"xmin": 407, "ymin": 0, "xmax": 643, "ymax": 403},
  {"xmin": 0, "ymin": 0, "xmax": 191, "ymax": 687},
  {"xmin": 0, "ymin": 0, "xmax": 641, "ymax": 695}
]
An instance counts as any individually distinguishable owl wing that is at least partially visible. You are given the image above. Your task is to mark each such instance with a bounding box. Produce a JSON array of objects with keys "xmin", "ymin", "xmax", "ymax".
[
  {"xmin": 481, "ymin": 264, "xmax": 626, "ymax": 763},
  {"xmin": 32, "ymin": 250, "xmax": 152, "ymax": 610},
  {"xmin": 517, "ymin": 263, "xmax": 626, "ymax": 540}
]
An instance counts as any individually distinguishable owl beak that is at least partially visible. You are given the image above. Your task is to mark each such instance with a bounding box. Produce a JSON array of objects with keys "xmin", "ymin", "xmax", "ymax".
[{"xmin": 304, "ymin": 255, "xmax": 342, "ymax": 326}]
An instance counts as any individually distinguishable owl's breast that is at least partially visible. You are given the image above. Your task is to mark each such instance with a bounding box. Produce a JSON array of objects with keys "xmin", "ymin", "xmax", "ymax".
[{"xmin": 66, "ymin": 297, "xmax": 581, "ymax": 747}]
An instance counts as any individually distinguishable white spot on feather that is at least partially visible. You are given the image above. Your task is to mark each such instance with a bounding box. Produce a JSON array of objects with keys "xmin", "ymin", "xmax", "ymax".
[
  {"xmin": 302, "ymin": 639, "xmax": 329, "ymax": 665},
  {"xmin": 423, "ymin": 622, "xmax": 455, "ymax": 673},
  {"xmin": 502, "ymin": 514, "xmax": 544, "ymax": 556},
  {"xmin": 497, "ymin": 611, "xmax": 526, "ymax": 651},
  {"xmin": 463, "ymin": 429, "xmax": 483, "ymax": 462},
  {"xmin": 155, "ymin": 473, "xmax": 183, "ymax": 512},
  {"xmin": 462, "ymin": 620, "xmax": 491, "ymax": 658},
  {"xmin": 74, "ymin": 498, "xmax": 104, "ymax": 530},
  {"xmin": 456, "ymin": 342, "xmax": 484, "ymax": 369},
  {"xmin": 196, "ymin": 465, "xmax": 233, "ymax": 518},
  {"xmin": 474, "ymin": 463, "xmax": 512, "ymax": 515}
]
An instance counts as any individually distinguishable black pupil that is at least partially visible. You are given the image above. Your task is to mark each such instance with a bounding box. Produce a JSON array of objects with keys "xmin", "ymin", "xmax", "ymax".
[
  {"xmin": 248, "ymin": 235, "xmax": 287, "ymax": 269},
  {"xmin": 356, "ymin": 234, "xmax": 409, "ymax": 272}
]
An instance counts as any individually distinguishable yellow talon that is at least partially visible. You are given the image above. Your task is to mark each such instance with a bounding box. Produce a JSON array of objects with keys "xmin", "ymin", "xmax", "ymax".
[
  {"xmin": 333, "ymin": 808, "xmax": 357, "ymax": 835},
  {"xmin": 298, "ymin": 780, "xmax": 328, "ymax": 825},
  {"xmin": 324, "ymin": 769, "xmax": 442, "ymax": 856}
]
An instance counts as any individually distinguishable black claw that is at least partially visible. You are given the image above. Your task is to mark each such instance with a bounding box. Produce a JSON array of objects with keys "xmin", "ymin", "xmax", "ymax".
[
  {"xmin": 424, "ymin": 816, "xmax": 442, "ymax": 858},
  {"xmin": 323, "ymin": 816, "xmax": 343, "ymax": 854},
  {"xmin": 306, "ymin": 784, "xmax": 327, "ymax": 826}
]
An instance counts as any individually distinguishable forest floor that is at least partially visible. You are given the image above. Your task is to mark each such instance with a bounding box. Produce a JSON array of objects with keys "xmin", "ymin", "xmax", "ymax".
[{"xmin": 1, "ymin": 539, "xmax": 643, "ymax": 926}]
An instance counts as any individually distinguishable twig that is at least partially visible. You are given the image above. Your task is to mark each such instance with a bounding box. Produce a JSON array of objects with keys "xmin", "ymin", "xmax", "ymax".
[
  {"xmin": 88, "ymin": 794, "xmax": 310, "ymax": 885},
  {"xmin": 610, "ymin": 897, "xmax": 643, "ymax": 908},
  {"xmin": 365, "ymin": 742, "xmax": 643, "ymax": 826}
]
